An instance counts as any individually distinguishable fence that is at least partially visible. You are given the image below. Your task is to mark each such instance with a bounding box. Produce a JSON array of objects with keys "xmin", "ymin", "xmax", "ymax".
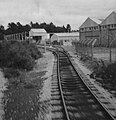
[{"xmin": 73, "ymin": 38, "xmax": 116, "ymax": 64}]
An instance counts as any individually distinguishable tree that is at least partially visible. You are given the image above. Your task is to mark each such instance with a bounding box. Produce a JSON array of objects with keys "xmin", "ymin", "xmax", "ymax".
[
  {"xmin": 17, "ymin": 22, "xmax": 22, "ymax": 27},
  {"xmin": 66, "ymin": 24, "xmax": 71, "ymax": 32},
  {"xmin": 0, "ymin": 25, "xmax": 5, "ymax": 40},
  {"xmin": 63, "ymin": 25, "xmax": 66, "ymax": 32},
  {"xmin": 30, "ymin": 21, "xmax": 34, "ymax": 28},
  {"xmin": 0, "ymin": 25, "xmax": 4, "ymax": 31},
  {"xmin": 4, "ymin": 21, "xmax": 70, "ymax": 35},
  {"xmin": 7, "ymin": 22, "xmax": 18, "ymax": 33}
]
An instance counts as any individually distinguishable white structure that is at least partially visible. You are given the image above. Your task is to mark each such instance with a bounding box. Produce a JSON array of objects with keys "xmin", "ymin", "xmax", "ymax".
[
  {"xmin": 51, "ymin": 32, "xmax": 79, "ymax": 46},
  {"xmin": 29, "ymin": 28, "xmax": 49, "ymax": 43}
]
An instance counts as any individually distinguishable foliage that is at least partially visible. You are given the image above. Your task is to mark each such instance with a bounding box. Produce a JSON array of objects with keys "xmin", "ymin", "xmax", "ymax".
[
  {"xmin": 3, "ymin": 68, "xmax": 20, "ymax": 79},
  {"xmin": 91, "ymin": 60, "xmax": 116, "ymax": 82},
  {"xmin": 22, "ymin": 41, "xmax": 42, "ymax": 59},
  {"xmin": 0, "ymin": 25, "xmax": 5, "ymax": 40},
  {"xmin": 0, "ymin": 40, "xmax": 42, "ymax": 72},
  {"xmin": 66, "ymin": 24, "xmax": 71, "ymax": 32},
  {"xmin": 3, "ymin": 22, "xmax": 71, "ymax": 36},
  {"xmin": 103, "ymin": 62, "xmax": 116, "ymax": 80},
  {"xmin": 0, "ymin": 22, "xmax": 72, "ymax": 41},
  {"xmin": 80, "ymin": 55, "xmax": 91, "ymax": 62},
  {"xmin": 5, "ymin": 22, "xmax": 31, "ymax": 35}
]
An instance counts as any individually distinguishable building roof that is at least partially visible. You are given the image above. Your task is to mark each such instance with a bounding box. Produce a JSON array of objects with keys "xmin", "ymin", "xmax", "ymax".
[
  {"xmin": 54, "ymin": 32, "xmax": 79, "ymax": 37},
  {"xmin": 91, "ymin": 17, "xmax": 101, "ymax": 24},
  {"xmin": 29, "ymin": 28, "xmax": 47, "ymax": 36},
  {"xmin": 79, "ymin": 17, "xmax": 101, "ymax": 29},
  {"xmin": 30, "ymin": 28, "xmax": 47, "ymax": 33},
  {"xmin": 100, "ymin": 11, "xmax": 116, "ymax": 25}
]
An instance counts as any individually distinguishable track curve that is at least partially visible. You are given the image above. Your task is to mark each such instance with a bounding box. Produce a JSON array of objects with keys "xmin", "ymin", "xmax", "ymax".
[{"xmin": 38, "ymin": 45, "xmax": 116, "ymax": 120}]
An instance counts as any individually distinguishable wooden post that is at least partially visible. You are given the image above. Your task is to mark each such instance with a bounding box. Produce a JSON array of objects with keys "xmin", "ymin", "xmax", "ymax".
[
  {"xmin": 109, "ymin": 39, "xmax": 115, "ymax": 63},
  {"xmin": 99, "ymin": 25, "xmax": 101, "ymax": 46},
  {"xmin": 44, "ymin": 39, "xmax": 47, "ymax": 53},
  {"xmin": 16, "ymin": 34, "xmax": 18, "ymax": 40},
  {"xmin": 25, "ymin": 32, "xmax": 27, "ymax": 40},
  {"xmin": 91, "ymin": 44, "xmax": 93, "ymax": 60},
  {"xmin": 21, "ymin": 33, "xmax": 23, "ymax": 41},
  {"xmin": 88, "ymin": 39, "xmax": 97, "ymax": 60},
  {"xmin": 109, "ymin": 46, "xmax": 112, "ymax": 63}
]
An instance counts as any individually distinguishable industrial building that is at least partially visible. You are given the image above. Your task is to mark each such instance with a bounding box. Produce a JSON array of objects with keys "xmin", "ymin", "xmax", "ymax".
[
  {"xmin": 100, "ymin": 11, "xmax": 116, "ymax": 47},
  {"xmin": 79, "ymin": 11, "xmax": 116, "ymax": 47},
  {"xmin": 51, "ymin": 32, "xmax": 79, "ymax": 46},
  {"xmin": 29, "ymin": 28, "xmax": 49, "ymax": 43},
  {"xmin": 79, "ymin": 17, "xmax": 101, "ymax": 46}
]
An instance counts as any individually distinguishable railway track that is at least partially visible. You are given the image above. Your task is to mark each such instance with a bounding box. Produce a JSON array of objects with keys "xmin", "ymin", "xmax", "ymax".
[{"xmin": 51, "ymin": 47, "xmax": 116, "ymax": 120}]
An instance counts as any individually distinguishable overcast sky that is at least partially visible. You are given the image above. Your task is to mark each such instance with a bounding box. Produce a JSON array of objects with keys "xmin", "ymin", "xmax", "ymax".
[{"xmin": 0, "ymin": 0, "xmax": 116, "ymax": 29}]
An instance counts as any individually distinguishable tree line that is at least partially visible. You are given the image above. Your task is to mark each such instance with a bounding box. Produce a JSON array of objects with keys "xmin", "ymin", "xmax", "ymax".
[{"xmin": 0, "ymin": 22, "xmax": 71, "ymax": 40}]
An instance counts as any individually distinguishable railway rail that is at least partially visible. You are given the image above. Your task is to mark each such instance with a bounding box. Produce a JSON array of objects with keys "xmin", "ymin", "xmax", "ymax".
[{"xmin": 38, "ymin": 45, "xmax": 116, "ymax": 120}]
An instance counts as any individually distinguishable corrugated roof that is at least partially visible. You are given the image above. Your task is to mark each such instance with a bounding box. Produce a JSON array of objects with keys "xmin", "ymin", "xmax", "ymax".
[
  {"xmin": 100, "ymin": 11, "xmax": 116, "ymax": 25},
  {"xmin": 90, "ymin": 17, "xmax": 101, "ymax": 24},
  {"xmin": 54, "ymin": 32, "xmax": 79, "ymax": 37},
  {"xmin": 30, "ymin": 28, "xmax": 47, "ymax": 33},
  {"xmin": 79, "ymin": 17, "xmax": 101, "ymax": 29}
]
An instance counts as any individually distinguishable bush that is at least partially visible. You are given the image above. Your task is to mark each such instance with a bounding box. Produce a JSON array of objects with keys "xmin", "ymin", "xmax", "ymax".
[
  {"xmin": 80, "ymin": 55, "xmax": 91, "ymax": 62},
  {"xmin": 92, "ymin": 61, "xmax": 116, "ymax": 82},
  {"xmin": 0, "ymin": 40, "xmax": 42, "ymax": 71},
  {"xmin": 22, "ymin": 41, "xmax": 42, "ymax": 59},
  {"xmin": 3, "ymin": 68, "xmax": 20, "ymax": 78},
  {"xmin": 104, "ymin": 62, "xmax": 116, "ymax": 80}
]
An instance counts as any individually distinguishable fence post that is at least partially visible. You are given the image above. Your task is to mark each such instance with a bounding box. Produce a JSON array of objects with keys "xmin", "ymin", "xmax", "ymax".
[
  {"xmin": 90, "ymin": 44, "xmax": 93, "ymax": 60},
  {"xmin": 90, "ymin": 39, "xmax": 97, "ymax": 61},
  {"xmin": 109, "ymin": 39, "xmax": 115, "ymax": 63},
  {"xmin": 44, "ymin": 40, "xmax": 46, "ymax": 53},
  {"xmin": 109, "ymin": 46, "xmax": 112, "ymax": 63}
]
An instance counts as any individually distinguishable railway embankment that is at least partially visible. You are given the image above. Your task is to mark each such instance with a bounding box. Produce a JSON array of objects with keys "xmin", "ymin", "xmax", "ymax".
[
  {"xmin": 63, "ymin": 45, "xmax": 116, "ymax": 115},
  {"xmin": 0, "ymin": 46, "xmax": 54, "ymax": 119}
]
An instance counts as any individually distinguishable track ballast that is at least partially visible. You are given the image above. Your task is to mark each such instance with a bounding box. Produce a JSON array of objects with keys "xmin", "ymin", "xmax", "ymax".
[{"xmin": 42, "ymin": 46, "xmax": 116, "ymax": 120}]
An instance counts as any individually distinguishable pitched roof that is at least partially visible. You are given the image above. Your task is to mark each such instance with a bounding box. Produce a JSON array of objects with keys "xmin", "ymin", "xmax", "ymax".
[
  {"xmin": 30, "ymin": 28, "xmax": 47, "ymax": 33},
  {"xmin": 79, "ymin": 17, "xmax": 101, "ymax": 29},
  {"xmin": 29, "ymin": 28, "xmax": 47, "ymax": 37},
  {"xmin": 91, "ymin": 17, "xmax": 101, "ymax": 24},
  {"xmin": 100, "ymin": 11, "xmax": 116, "ymax": 25},
  {"xmin": 54, "ymin": 32, "xmax": 79, "ymax": 37}
]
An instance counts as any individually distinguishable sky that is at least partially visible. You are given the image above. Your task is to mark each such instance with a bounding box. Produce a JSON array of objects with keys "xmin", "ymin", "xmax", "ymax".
[{"xmin": 0, "ymin": 0, "xmax": 116, "ymax": 30}]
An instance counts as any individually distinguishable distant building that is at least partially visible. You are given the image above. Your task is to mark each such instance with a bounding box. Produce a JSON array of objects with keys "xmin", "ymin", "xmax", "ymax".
[
  {"xmin": 79, "ymin": 11, "xmax": 116, "ymax": 47},
  {"xmin": 79, "ymin": 17, "xmax": 101, "ymax": 46},
  {"xmin": 100, "ymin": 11, "xmax": 116, "ymax": 47},
  {"xmin": 29, "ymin": 28, "xmax": 49, "ymax": 43},
  {"xmin": 51, "ymin": 32, "xmax": 79, "ymax": 46}
]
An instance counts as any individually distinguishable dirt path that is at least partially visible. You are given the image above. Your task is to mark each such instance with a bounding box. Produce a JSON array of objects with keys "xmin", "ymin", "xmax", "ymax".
[{"xmin": 0, "ymin": 70, "xmax": 7, "ymax": 120}]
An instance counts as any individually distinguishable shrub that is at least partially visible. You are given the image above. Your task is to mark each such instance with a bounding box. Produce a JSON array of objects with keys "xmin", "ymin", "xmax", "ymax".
[
  {"xmin": 104, "ymin": 62, "xmax": 116, "ymax": 80},
  {"xmin": 24, "ymin": 42, "xmax": 42, "ymax": 59},
  {"xmin": 3, "ymin": 68, "xmax": 20, "ymax": 78},
  {"xmin": 92, "ymin": 61, "xmax": 116, "ymax": 82},
  {"xmin": 0, "ymin": 40, "xmax": 42, "ymax": 72}
]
